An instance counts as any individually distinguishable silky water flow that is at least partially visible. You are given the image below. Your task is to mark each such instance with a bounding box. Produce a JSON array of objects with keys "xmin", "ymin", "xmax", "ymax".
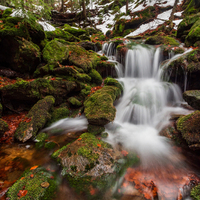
[{"xmin": 46, "ymin": 43, "xmax": 196, "ymax": 200}]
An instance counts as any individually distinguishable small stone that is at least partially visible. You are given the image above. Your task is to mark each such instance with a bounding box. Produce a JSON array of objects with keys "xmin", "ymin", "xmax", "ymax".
[{"xmin": 41, "ymin": 182, "xmax": 50, "ymax": 188}]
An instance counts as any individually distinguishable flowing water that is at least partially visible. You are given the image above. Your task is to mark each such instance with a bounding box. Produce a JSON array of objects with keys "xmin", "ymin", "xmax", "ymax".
[{"xmin": 1, "ymin": 43, "xmax": 198, "ymax": 200}]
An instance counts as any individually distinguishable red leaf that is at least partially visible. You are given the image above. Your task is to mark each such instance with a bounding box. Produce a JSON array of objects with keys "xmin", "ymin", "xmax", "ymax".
[{"xmin": 17, "ymin": 190, "xmax": 28, "ymax": 197}]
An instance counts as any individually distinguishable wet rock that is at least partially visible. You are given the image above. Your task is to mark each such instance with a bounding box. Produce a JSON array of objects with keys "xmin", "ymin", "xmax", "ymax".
[
  {"xmin": 183, "ymin": 90, "xmax": 200, "ymax": 110},
  {"xmin": 52, "ymin": 132, "xmax": 123, "ymax": 199},
  {"xmin": 96, "ymin": 60, "xmax": 117, "ymax": 78},
  {"xmin": 79, "ymin": 41, "xmax": 97, "ymax": 51},
  {"xmin": 6, "ymin": 166, "xmax": 58, "ymax": 200},
  {"xmin": 162, "ymin": 49, "xmax": 200, "ymax": 91},
  {"xmin": 89, "ymin": 69, "xmax": 102, "ymax": 85},
  {"xmin": 88, "ymin": 124, "xmax": 105, "ymax": 135},
  {"xmin": 0, "ymin": 37, "xmax": 41, "ymax": 75},
  {"xmin": 84, "ymin": 82, "xmax": 122, "ymax": 126},
  {"xmin": 15, "ymin": 96, "xmax": 55, "ymax": 142},
  {"xmin": 0, "ymin": 119, "xmax": 9, "ymax": 138},
  {"xmin": 0, "ymin": 78, "xmax": 77, "ymax": 111},
  {"xmin": 177, "ymin": 110, "xmax": 200, "ymax": 150}
]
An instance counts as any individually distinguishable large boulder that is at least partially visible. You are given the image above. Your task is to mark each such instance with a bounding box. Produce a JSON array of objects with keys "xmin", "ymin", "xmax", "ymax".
[
  {"xmin": 177, "ymin": 110, "xmax": 200, "ymax": 150},
  {"xmin": 6, "ymin": 166, "xmax": 58, "ymax": 200},
  {"xmin": 0, "ymin": 78, "xmax": 77, "ymax": 112},
  {"xmin": 84, "ymin": 78, "xmax": 123, "ymax": 126},
  {"xmin": 52, "ymin": 132, "xmax": 123, "ymax": 199},
  {"xmin": 15, "ymin": 96, "xmax": 55, "ymax": 142},
  {"xmin": 0, "ymin": 37, "xmax": 41, "ymax": 75},
  {"xmin": 183, "ymin": 90, "xmax": 200, "ymax": 110},
  {"xmin": 42, "ymin": 39, "xmax": 69, "ymax": 65},
  {"xmin": 145, "ymin": 36, "xmax": 179, "ymax": 46}
]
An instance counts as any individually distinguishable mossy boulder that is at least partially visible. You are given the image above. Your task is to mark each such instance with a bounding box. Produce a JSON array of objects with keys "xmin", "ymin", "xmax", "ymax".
[
  {"xmin": 162, "ymin": 49, "xmax": 200, "ymax": 90},
  {"xmin": 104, "ymin": 77, "xmax": 123, "ymax": 91},
  {"xmin": 0, "ymin": 37, "xmax": 41, "ymax": 75},
  {"xmin": 183, "ymin": 90, "xmax": 200, "ymax": 110},
  {"xmin": 63, "ymin": 26, "xmax": 87, "ymax": 37},
  {"xmin": 45, "ymin": 28, "xmax": 80, "ymax": 42},
  {"xmin": 0, "ymin": 118, "xmax": 9, "ymax": 138},
  {"xmin": 68, "ymin": 97, "xmax": 82, "ymax": 107},
  {"xmin": 6, "ymin": 166, "xmax": 58, "ymax": 200},
  {"xmin": 177, "ymin": 13, "xmax": 200, "ymax": 42},
  {"xmin": 191, "ymin": 184, "xmax": 200, "ymax": 200},
  {"xmin": 96, "ymin": 60, "xmax": 117, "ymax": 78},
  {"xmin": 42, "ymin": 39, "xmax": 69, "ymax": 65},
  {"xmin": 185, "ymin": 21, "xmax": 200, "ymax": 46},
  {"xmin": 0, "ymin": 78, "xmax": 77, "ymax": 111},
  {"xmin": 15, "ymin": 96, "xmax": 55, "ymax": 142},
  {"xmin": 145, "ymin": 36, "xmax": 179, "ymax": 46},
  {"xmin": 52, "ymin": 132, "xmax": 123, "ymax": 199},
  {"xmin": 84, "ymin": 84, "xmax": 122, "ymax": 126},
  {"xmin": 177, "ymin": 111, "xmax": 200, "ymax": 150},
  {"xmin": 47, "ymin": 106, "xmax": 70, "ymax": 125},
  {"xmin": 89, "ymin": 69, "xmax": 102, "ymax": 85},
  {"xmin": 79, "ymin": 41, "xmax": 99, "ymax": 51},
  {"xmin": 68, "ymin": 45, "xmax": 100, "ymax": 73}
]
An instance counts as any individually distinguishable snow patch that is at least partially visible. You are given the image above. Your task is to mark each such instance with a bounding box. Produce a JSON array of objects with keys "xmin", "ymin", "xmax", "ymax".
[
  {"xmin": 0, "ymin": 5, "xmax": 9, "ymax": 10},
  {"xmin": 38, "ymin": 21, "xmax": 56, "ymax": 32}
]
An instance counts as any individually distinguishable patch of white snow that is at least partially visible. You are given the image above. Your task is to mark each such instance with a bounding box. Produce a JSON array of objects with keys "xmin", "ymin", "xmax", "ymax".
[
  {"xmin": 38, "ymin": 21, "xmax": 56, "ymax": 31},
  {"xmin": 0, "ymin": 5, "xmax": 9, "ymax": 10}
]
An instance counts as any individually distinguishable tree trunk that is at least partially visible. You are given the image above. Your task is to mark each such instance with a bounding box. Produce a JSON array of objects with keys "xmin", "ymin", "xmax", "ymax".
[
  {"xmin": 126, "ymin": 0, "xmax": 128, "ymax": 14},
  {"xmin": 169, "ymin": 0, "xmax": 179, "ymax": 29},
  {"xmin": 61, "ymin": 0, "xmax": 64, "ymax": 12},
  {"xmin": 82, "ymin": 0, "xmax": 86, "ymax": 19}
]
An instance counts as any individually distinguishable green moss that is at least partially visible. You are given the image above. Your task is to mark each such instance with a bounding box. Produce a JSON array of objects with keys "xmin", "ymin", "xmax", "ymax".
[
  {"xmin": 89, "ymin": 69, "xmax": 103, "ymax": 85},
  {"xmin": 100, "ymin": 56, "xmax": 108, "ymax": 61},
  {"xmin": 2, "ymin": 8, "xmax": 13, "ymax": 18},
  {"xmin": 68, "ymin": 97, "xmax": 82, "ymax": 107},
  {"xmin": 45, "ymin": 28, "xmax": 80, "ymax": 42},
  {"xmin": 45, "ymin": 141, "xmax": 56, "ymax": 149},
  {"xmin": 88, "ymin": 124, "xmax": 105, "ymax": 135},
  {"xmin": 52, "ymin": 144, "xmax": 70, "ymax": 159},
  {"xmin": 76, "ymin": 73, "xmax": 91, "ymax": 82},
  {"xmin": 191, "ymin": 184, "xmax": 200, "ymax": 200},
  {"xmin": 186, "ymin": 25, "xmax": 200, "ymax": 46},
  {"xmin": 84, "ymin": 86, "xmax": 122, "ymax": 125},
  {"xmin": 43, "ymin": 39, "xmax": 69, "ymax": 64},
  {"xmin": 6, "ymin": 167, "xmax": 59, "ymax": 200},
  {"xmin": 104, "ymin": 77, "xmax": 123, "ymax": 91},
  {"xmin": 0, "ymin": 118, "xmax": 9, "ymax": 136},
  {"xmin": 63, "ymin": 26, "xmax": 87, "ymax": 37},
  {"xmin": 145, "ymin": 36, "xmax": 179, "ymax": 46}
]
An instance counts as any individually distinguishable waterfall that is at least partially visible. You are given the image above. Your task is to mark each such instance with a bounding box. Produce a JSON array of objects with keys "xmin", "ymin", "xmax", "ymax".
[{"xmin": 105, "ymin": 44, "xmax": 191, "ymax": 168}]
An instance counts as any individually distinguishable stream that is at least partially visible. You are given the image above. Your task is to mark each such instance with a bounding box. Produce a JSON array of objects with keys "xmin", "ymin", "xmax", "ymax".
[{"xmin": 0, "ymin": 42, "xmax": 200, "ymax": 200}]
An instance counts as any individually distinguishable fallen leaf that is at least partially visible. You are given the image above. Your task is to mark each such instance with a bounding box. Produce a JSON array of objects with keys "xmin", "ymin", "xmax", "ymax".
[
  {"xmin": 30, "ymin": 166, "xmax": 38, "ymax": 170},
  {"xmin": 17, "ymin": 190, "xmax": 28, "ymax": 197}
]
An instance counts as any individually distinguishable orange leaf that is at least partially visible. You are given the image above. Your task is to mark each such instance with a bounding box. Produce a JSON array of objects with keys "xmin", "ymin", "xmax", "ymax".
[
  {"xmin": 97, "ymin": 144, "xmax": 101, "ymax": 147},
  {"xmin": 121, "ymin": 150, "xmax": 128, "ymax": 156},
  {"xmin": 30, "ymin": 165, "xmax": 38, "ymax": 170},
  {"xmin": 77, "ymin": 138, "xmax": 82, "ymax": 141},
  {"xmin": 17, "ymin": 190, "xmax": 28, "ymax": 197},
  {"xmin": 20, "ymin": 177, "xmax": 25, "ymax": 180},
  {"xmin": 30, "ymin": 174, "xmax": 34, "ymax": 178}
]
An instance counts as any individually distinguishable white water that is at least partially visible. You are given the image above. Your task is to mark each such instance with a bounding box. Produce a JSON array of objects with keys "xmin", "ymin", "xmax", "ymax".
[{"xmin": 104, "ymin": 44, "xmax": 191, "ymax": 168}]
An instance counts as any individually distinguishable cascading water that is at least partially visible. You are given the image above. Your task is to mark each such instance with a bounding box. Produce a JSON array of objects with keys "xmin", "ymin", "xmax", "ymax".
[{"xmin": 46, "ymin": 43, "xmax": 196, "ymax": 199}]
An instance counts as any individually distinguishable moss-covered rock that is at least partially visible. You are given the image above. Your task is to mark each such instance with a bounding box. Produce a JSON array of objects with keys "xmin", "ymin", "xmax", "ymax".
[
  {"xmin": 0, "ymin": 37, "xmax": 41, "ymax": 74},
  {"xmin": 52, "ymin": 132, "xmax": 123, "ymax": 199},
  {"xmin": 177, "ymin": 13, "xmax": 200, "ymax": 43},
  {"xmin": 88, "ymin": 124, "xmax": 105, "ymax": 135},
  {"xmin": 96, "ymin": 60, "xmax": 117, "ymax": 78},
  {"xmin": 183, "ymin": 90, "xmax": 200, "ymax": 110},
  {"xmin": 104, "ymin": 77, "xmax": 123, "ymax": 91},
  {"xmin": 6, "ymin": 166, "xmax": 58, "ymax": 200},
  {"xmin": 191, "ymin": 184, "xmax": 200, "ymax": 200},
  {"xmin": 177, "ymin": 111, "xmax": 200, "ymax": 150},
  {"xmin": 0, "ymin": 78, "xmax": 77, "ymax": 111},
  {"xmin": 68, "ymin": 45, "xmax": 100, "ymax": 73},
  {"xmin": 186, "ymin": 22, "xmax": 200, "ymax": 46},
  {"xmin": 2, "ymin": 8, "xmax": 13, "ymax": 18},
  {"xmin": 42, "ymin": 39, "xmax": 69, "ymax": 65},
  {"xmin": 45, "ymin": 28, "xmax": 80, "ymax": 42},
  {"xmin": 0, "ymin": 118, "xmax": 9, "ymax": 138},
  {"xmin": 79, "ymin": 41, "xmax": 98, "ymax": 51},
  {"xmin": 68, "ymin": 97, "xmax": 82, "ymax": 107},
  {"xmin": 89, "ymin": 69, "xmax": 102, "ymax": 85},
  {"xmin": 84, "ymin": 84, "xmax": 122, "ymax": 126},
  {"xmin": 15, "ymin": 96, "xmax": 55, "ymax": 142},
  {"xmin": 63, "ymin": 26, "xmax": 87, "ymax": 37},
  {"xmin": 145, "ymin": 36, "xmax": 179, "ymax": 46}
]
